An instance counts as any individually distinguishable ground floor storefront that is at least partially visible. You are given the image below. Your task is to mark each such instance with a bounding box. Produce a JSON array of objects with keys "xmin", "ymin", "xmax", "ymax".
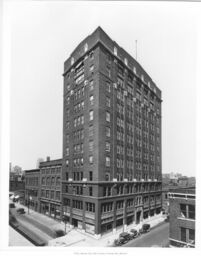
[
  {"xmin": 62, "ymin": 195, "xmax": 162, "ymax": 237},
  {"xmin": 40, "ymin": 200, "xmax": 62, "ymax": 219}
]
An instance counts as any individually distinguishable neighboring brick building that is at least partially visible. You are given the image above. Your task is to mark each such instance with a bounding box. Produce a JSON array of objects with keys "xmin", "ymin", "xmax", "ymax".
[
  {"xmin": 169, "ymin": 187, "xmax": 195, "ymax": 247},
  {"xmin": 24, "ymin": 157, "xmax": 62, "ymax": 219},
  {"xmin": 25, "ymin": 169, "xmax": 40, "ymax": 212},
  {"xmin": 39, "ymin": 158, "xmax": 62, "ymax": 219},
  {"xmin": 62, "ymin": 27, "xmax": 162, "ymax": 237},
  {"xmin": 9, "ymin": 173, "xmax": 25, "ymax": 193}
]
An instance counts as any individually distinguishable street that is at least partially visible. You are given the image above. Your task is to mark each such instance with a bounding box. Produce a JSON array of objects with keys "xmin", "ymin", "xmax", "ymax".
[{"xmin": 123, "ymin": 222, "xmax": 169, "ymax": 247}]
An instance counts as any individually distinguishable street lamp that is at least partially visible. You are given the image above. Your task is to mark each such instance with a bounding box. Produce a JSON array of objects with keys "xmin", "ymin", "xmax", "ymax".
[
  {"xmin": 63, "ymin": 215, "xmax": 68, "ymax": 234},
  {"xmin": 28, "ymin": 195, "xmax": 32, "ymax": 214}
]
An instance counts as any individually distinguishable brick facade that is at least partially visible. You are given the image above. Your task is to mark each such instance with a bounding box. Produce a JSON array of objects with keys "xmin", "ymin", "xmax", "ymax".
[
  {"xmin": 169, "ymin": 187, "xmax": 195, "ymax": 247},
  {"xmin": 62, "ymin": 27, "xmax": 162, "ymax": 236}
]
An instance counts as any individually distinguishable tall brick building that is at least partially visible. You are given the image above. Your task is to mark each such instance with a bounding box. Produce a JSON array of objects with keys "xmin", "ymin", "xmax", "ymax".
[{"xmin": 62, "ymin": 27, "xmax": 162, "ymax": 237}]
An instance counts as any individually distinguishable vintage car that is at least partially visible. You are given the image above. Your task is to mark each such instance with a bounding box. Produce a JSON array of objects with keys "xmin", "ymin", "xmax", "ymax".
[
  {"xmin": 140, "ymin": 223, "xmax": 151, "ymax": 233},
  {"xmin": 130, "ymin": 228, "xmax": 139, "ymax": 238},
  {"xmin": 16, "ymin": 208, "xmax": 26, "ymax": 214}
]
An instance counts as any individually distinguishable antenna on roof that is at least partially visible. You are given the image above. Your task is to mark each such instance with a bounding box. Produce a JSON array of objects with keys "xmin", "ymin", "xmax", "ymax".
[{"xmin": 135, "ymin": 40, "xmax": 138, "ymax": 60}]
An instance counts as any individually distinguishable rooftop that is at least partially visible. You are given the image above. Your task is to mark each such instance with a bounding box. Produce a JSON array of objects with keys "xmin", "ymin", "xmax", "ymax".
[
  {"xmin": 169, "ymin": 186, "xmax": 195, "ymax": 195},
  {"xmin": 63, "ymin": 26, "xmax": 161, "ymax": 98}
]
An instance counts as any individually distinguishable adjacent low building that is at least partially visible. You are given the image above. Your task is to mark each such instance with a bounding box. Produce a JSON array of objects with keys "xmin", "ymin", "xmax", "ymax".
[
  {"xmin": 169, "ymin": 187, "xmax": 195, "ymax": 247},
  {"xmin": 24, "ymin": 169, "xmax": 40, "ymax": 212},
  {"xmin": 40, "ymin": 158, "xmax": 62, "ymax": 219},
  {"xmin": 24, "ymin": 157, "xmax": 62, "ymax": 219}
]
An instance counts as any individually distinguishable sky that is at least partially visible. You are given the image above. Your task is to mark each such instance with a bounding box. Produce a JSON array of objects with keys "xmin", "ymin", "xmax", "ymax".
[{"xmin": 7, "ymin": 1, "xmax": 200, "ymax": 176}]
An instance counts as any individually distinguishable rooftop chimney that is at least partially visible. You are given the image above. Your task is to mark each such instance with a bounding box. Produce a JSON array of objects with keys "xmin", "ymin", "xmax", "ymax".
[{"xmin": 46, "ymin": 156, "xmax": 50, "ymax": 162}]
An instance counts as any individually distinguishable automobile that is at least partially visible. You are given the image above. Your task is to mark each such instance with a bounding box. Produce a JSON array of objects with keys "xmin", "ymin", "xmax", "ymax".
[
  {"xmin": 16, "ymin": 208, "xmax": 26, "ymax": 214},
  {"xmin": 9, "ymin": 203, "xmax": 15, "ymax": 208},
  {"xmin": 55, "ymin": 229, "xmax": 65, "ymax": 238},
  {"xmin": 165, "ymin": 215, "xmax": 169, "ymax": 222},
  {"xmin": 140, "ymin": 223, "xmax": 150, "ymax": 233},
  {"xmin": 130, "ymin": 228, "xmax": 139, "ymax": 238},
  {"xmin": 119, "ymin": 232, "xmax": 132, "ymax": 243},
  {"xmin": 114, "ymin": 237, "xmax": 125, "ymax": 246}
]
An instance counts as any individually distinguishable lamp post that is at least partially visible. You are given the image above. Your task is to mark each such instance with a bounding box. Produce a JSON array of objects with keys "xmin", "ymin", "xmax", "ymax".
[
  {"xmin": 28, "ymin": 195, "xmax": 32, "ymax": 214},
  {"xmin": 63, "ymin": 215, "xmax": 68, "ymax": 234}
]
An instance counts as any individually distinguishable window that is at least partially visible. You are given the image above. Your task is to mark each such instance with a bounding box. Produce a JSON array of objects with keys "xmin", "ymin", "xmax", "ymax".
[
  {"xmin": 106, "ymin": 97, "xmax": 111, "ymax": 107},
  {"xmin": 46, "ymin": 190, "xmax": 49, "ymax": 198},
  {"xmin": 89, "ymin": 171, "xmax": 93, "ymax": 181},
  {"xmin": 81, "ymin": 115, "xmax": 84, "ymax": 125},
  {"xmin": 51, "ymin": 177, "xmax": 55, "ymax": 185},
  {"xmin": 56, "ymin": 191, "xmax": 60, "ymax": 200},
  {"xmin": 51, "ymin": 190, "xmax": 54, "ymax": 199},
  {"xmin": 106, "ymin": 142, "xmax": 110, "ymax": 152},
  {"xmin": 66, "ymin": 159, "xmax": 69, "ymax": 167},
  {"xmin": 89, "ymin": 80, "xmax": 94, "ymax": 91},
  {"xmin": 106, "ymin": 82, "xmax": 111, "ymax": 92},
  {"xmin": 89, "ymin": 65, "xmax": 94, "ymax": 72},
  {"xmin": 89, "ymin": 126, "xmax": 93, "ymax": 137},
  {"xmin": 89, "ymin": 187, "xmax": 93, "ymax": 196},
  {"xmin": 42, "ymin": 177, "xmax": 45, "ymax": 185},
  {"xmin": 105, "ymin": 173, "xmax": 110, "ymax": 181},
  {"xmin": 180, "ymin": 204, "xmax": 187, "ymax": 218},
  {"xmin": 56, "ymin": 177, "xmax": 60, "ymax": 186},
  {"xmin": 89, "ymin": 95, "xmax": 94, "ymax": 105},
  {"xmin": 106, "ymin": 127, "xmax": 110, "ymax": 137},
  {"xmin": 89, "ymin": 156, "xmax": 93, "ymax": 164},
  {"xmin": 71, "ymin": 57, "xmax": 74, "ymax": 65},
  {"xmin": 114, "ymin": 46, "xmax": 117, "ymax": 56},
  {"xmin": 189, "ymin": 205, "xmax": 195, "ymax": 219},
  {"xmin": 84, "ymin": 43, "xmax": 88, "ymax": 52},
  {"xmin": 89, "ymin": 141, "xmax": 94, "ymax": 151},
  {"xmin": 106, "ymin": 157, "xmax": 110, "ymax": 167},
  {"xmin": 65, "ymin": 172, "xmax": 68, "ymax": 181},
  {"xmin": 181, "ymin": 227, "xmax": 186, "ymax": 242},
  {"xmin": 75, "ymin": 74, "xmax": 84, "ymax": 85},
  {"xmin": 90, "ymin": 51, "xmax": 94, "ymax": 59},
  {"xmin": 189, "ymin": 229, "xmax": 195, "ymax": 241},
  {"xmin": 106, "ymin": 111, "xmax": 110, "ymax": 122},
  {"xmin": 66, "ymin": 147, "xmax": 69, "ymax": 156},
  {"xmin": 86, "ymin": 202, "xmax": 95, "ymax": 212},
  {"xmin": 107, "ymin": 66, "xmax": 111, "ymax": 78},
  {"xmin": 89, "ymin": 110, "xmax": 94, "ymax": 121}
]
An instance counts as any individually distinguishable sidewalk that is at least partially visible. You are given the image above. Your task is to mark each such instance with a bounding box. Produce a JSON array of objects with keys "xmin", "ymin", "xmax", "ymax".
[
  {"xmin": 9, "ymin": 226, "xmax": 34, "ymax": 246},
  {"xmin": 48, "ymin": 214, "xmax": 166, "ymax": 247},
  {"xmin": 14, "ymin": 201, "xmax": 166, "ymax": 247},
  {"xmin": 15, "ymin": 201, "xmax": 65, "ymax": 232}
]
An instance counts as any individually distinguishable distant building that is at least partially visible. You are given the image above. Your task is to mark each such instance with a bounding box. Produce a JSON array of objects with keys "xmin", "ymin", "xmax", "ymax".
[
  {"xmin": 177, "ymin": 176, "xmax": 188, "ymax": 187},
  {"xmin": 169, "ymin": 187, "xmax": 195, "ymax": 248}
]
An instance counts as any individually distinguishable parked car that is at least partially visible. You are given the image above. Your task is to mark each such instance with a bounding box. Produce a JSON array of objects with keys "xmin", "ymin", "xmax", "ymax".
[
  {"xmin": 114, "ymin": 237, "xmax": 125, "ymax": 246},
  {"xmin": 55, "ymin": 229, "xmax": 65, "ymax": 237},
  {"xmin": 140, "ymin": 224, "xmax": 150, "ymax": 233},
  {"xmin": 9, "ymin": 203, "xmax": 15, "ymax": 208},
  {"xmin": 16, "ymin": 208, "xmax": 26, "ymax": 214},
  {"xmin": 119, "ymin": 232, "xmax": 132, "ymax": 242},
  {"xmin": 165, "ymin": 215, "xmax": 169, "ymax": 222},
  {"xmin": 130, "ymin": 228, "xmax": 139, "ymax": 238}
]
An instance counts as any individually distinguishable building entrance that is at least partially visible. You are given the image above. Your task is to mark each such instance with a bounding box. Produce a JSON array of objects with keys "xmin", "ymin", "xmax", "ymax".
[
  {"xmin": 72, "ymin": 218, "xmax": 78, "ymax": 227},
  {"xmin": 136, "ymin": 211, "xmax": 141, "ymax": 224}
]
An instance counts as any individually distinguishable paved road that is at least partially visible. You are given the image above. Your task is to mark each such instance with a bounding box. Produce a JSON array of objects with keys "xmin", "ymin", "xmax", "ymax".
[{"xmin": 123, "ymin": 222, "xmax": 169, "ymax": 247}]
